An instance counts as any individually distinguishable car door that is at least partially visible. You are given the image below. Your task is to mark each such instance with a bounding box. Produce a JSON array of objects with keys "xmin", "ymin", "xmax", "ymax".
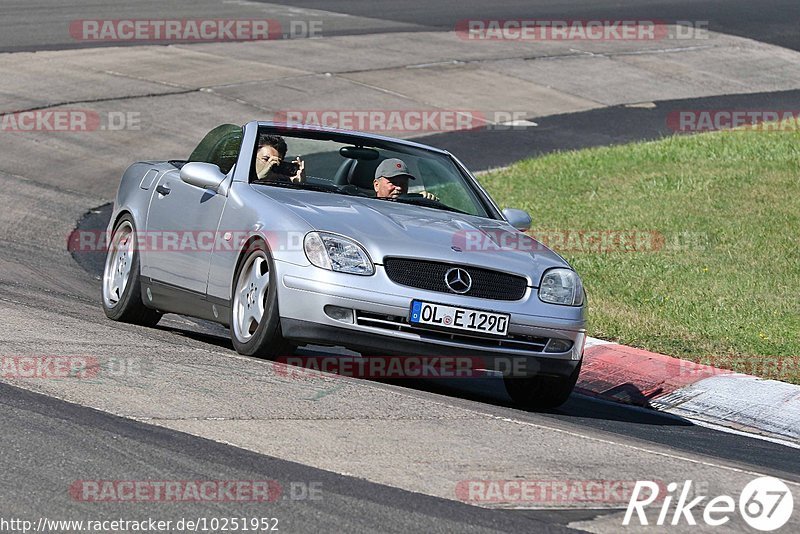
[
  {"xmin": 144, "ymin": 172, "xmax": 227, "ymax": 295},
  {"xmin": 143, "ymin": 124, "xmax": 242, "ymax": 295}
]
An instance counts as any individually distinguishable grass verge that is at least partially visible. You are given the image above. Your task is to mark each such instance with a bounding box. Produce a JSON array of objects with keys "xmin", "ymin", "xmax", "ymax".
[{"xmin": 479, "ymin": 126, "xmax": 800, "ymax": 383}]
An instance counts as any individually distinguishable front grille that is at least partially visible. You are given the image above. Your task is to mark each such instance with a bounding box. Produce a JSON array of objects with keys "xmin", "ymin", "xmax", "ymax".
[
  {"xmin": 355, "ymin": 311, "xmax": 561, "ymax": 353},
  {"xmin": 383, "ymin": 258, "xmax": 528, "ymax": 300}
]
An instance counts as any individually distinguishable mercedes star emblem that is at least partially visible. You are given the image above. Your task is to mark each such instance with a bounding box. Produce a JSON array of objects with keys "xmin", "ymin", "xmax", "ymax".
[{"xmin": 445, "ymin": 267, "xmax": 472, "ymax": 294}]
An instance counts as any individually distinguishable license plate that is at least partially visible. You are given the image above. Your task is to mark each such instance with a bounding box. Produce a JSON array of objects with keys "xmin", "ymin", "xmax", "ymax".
[{"xmin": 409, "ymin": 300, "xmax": 509, "ymax": 336}]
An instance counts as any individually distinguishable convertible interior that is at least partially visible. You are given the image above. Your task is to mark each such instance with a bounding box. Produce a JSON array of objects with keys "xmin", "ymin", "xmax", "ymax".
[{"xmin": 179, "ymin": 123, "xmax": 491, "ymax": 217}]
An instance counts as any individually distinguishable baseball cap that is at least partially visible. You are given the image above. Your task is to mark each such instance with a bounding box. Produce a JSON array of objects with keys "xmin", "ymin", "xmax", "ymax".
[{"xmin": 374, "ymin": 158, "xmax": 416, "ymax": 180}]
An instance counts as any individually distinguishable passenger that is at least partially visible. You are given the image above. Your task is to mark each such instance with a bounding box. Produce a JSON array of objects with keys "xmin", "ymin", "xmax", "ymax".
[{"xmin": 254, "ymin": 134, "xmax": 305, "ymax": 183}]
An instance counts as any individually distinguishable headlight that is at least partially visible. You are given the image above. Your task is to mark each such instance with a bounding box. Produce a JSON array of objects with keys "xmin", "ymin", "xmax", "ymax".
[
  {"xmin": 538, "ymin": 268, "xmax": 584, "ymax": 306},
  {"xmin": 303, "ymin": 232, "xmax": 374, "ymax": 275}
]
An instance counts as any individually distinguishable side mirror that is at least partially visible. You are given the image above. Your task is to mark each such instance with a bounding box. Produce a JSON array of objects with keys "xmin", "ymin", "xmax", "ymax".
[
  {"xmin": 180, "ymin": 162, "xmax": 227, "ymax": 192},
  {"xmin": 502, "ymin": 208, "xmax": 532, "ymax": 232}
]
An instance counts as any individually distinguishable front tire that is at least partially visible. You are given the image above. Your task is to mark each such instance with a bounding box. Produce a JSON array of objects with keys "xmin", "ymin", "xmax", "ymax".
[
  {"xmin": 230, "ymin": 241, "xmax": 291, "ymax": 358},
  {"xmin": 101, "ymin": 215, "xmax": 162, "ymax": 327},
  {"xmin": 504, "ymin": 361, "xmax": 582, "ymax": 409}
]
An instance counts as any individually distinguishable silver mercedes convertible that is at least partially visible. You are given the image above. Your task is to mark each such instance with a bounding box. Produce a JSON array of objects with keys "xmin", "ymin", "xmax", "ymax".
[{"xmin": 102, "ymin": 121, "xmax": 587, "ymax": 408}]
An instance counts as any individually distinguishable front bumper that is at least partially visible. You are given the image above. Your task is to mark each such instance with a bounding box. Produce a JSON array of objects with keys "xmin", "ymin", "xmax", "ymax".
[{"xmin": 275, "ymin": 260, "xmax": 586, "ymax": 378}]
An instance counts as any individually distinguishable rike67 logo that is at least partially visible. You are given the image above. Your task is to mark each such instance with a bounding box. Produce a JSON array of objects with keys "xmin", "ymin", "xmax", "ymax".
[{"xmin": 624, "ymin": 477, "xmax": 794, "ymax": 531}]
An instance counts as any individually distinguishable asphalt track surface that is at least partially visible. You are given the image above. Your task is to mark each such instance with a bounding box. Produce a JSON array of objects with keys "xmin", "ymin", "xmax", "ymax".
[
  {"xmin": 277, "ymin": 0, "xmax": 800, "ymax": 51},
  {"xmin": 2, "ymin": 1, "xmax": 800, "ymax": 533},
  {"xmin": 0, "ymin": 381, "xmax": 582, "ymax": 533},
  {"xmin": 2, "ymin": 0, "xmax": 798, "ymax": 52}
]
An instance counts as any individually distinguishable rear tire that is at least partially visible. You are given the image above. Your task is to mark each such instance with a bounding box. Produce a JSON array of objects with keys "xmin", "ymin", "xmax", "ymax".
[
  {"xmin": 230, "ymin": 240, "xmax": 291, "ymax": 358},
  {"xmin": 101, "ymin": 215, "xmax": 162, "ymax": 327},
  {"xmin": 504, "ymin": 360, "xmax": 582, "ymax": 409}
]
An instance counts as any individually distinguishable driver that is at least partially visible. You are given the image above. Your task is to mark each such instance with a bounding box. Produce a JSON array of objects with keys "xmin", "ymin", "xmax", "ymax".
[{"xmin": 373, "ymin": 158, "xmax": 438, "ymax": 200}]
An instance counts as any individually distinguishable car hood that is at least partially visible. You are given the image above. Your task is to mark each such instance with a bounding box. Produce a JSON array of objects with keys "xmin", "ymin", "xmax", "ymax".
[{"xmin": 254, "ymin": 187, "xmax": 569, "ymax": 285}]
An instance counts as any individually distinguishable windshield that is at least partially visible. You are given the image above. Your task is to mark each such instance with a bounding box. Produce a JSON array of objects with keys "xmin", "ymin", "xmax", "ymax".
[{"xmin": 250, "ymin": 127, "xmax": 493, "ymax": 218}]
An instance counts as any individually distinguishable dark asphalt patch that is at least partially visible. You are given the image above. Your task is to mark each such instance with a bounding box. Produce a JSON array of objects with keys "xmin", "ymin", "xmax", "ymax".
[{"xmin": 416, "ymin": 89, "xmax": 800, "ymax": 171}]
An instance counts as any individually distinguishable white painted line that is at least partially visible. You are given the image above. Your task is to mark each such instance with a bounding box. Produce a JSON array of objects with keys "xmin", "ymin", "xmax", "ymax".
[
  {"xmin": 498, "ymin": 119, "xmax": 538, "ymax": 127},
  {"xmin": 624, "ymin": 102, "xmax": 656, "ymax": 109}
]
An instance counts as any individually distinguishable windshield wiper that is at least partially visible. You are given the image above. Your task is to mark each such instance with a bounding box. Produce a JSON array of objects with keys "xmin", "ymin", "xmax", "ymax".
[{"xmin": 381, "ymin": 196, "xmax": 470, "ymax": 215}]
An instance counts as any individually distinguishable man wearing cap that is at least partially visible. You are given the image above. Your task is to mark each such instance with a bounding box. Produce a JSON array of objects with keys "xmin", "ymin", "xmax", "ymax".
[{"xmin": 373, "ymin": 158, "xmax": 438, "ymax": 200}]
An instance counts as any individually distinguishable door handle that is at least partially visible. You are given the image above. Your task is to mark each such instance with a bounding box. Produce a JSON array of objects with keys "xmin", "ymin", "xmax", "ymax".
[{"xmin": 156, "ymin": 184, "xmax": 171, "ymax": 196}]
